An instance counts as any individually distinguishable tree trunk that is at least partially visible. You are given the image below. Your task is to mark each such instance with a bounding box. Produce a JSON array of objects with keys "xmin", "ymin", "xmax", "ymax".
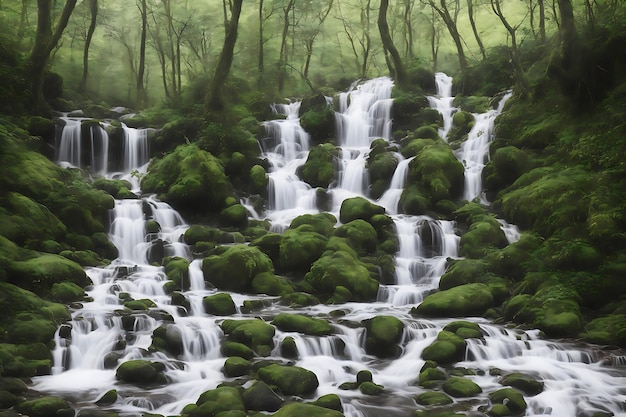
[
  {"xmin": 429, "ymin": 0, "xmax": 467, "ymax": 73},
  {"xmin": 278, "ymin": 0, "xmax": 295, "ymax": 92},
  {"xmin": 539, "ymin": 0, "xmax": 546, "ymax": 43},
  {"xmin": 467, "ymin": 0, "xmax": 486, "ymax": 60},
  {"xmin": 136, "ymin": 0, "xmax": 147, "ymax": 107},
  {"xmin": 491, "ymin": 0, "xmax": 529, "ymax": 95},
  {"xmin": 378, "ymin": 0, "xmax": 407, "ymax": 87},
  {"xmin": 27, "ymin": 0, "xmax": 78, "ymax": 113},
  {"xmin": 79, "ymin": 0, "xmax": 98, "ymax": 94},
  {"xmin": 206, "ymin": 0, "xmax": 243, "ymax": 111},
  {"xmin": 258, "ymin": 0, "xmax": 264, "ymax": 73},
  {"xmin": 17, "ymin": 0, "xmax": 29, "ymax": 46}
]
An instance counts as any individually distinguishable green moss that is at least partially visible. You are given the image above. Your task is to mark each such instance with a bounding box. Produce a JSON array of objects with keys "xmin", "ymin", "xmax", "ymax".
[
  {"xmin": 258, "ymin": 364, "xmax": 319, "ymax": 396},
  {"xmin": 219, "ymin": 204, "xmax": 249, "ymax": 229},
  {"xmin": 499, "ymin": 373, "xmax": 544, "ymax": 396},
  {"xmin": 489, "ymin": 388, "xmax": 527, "ymax": 413},
  {"xmin": 249, "ymin": 164, "xmax": 269, "ymax": 194},
  {"xmin": 439, "ymin": 259, "xmax": 490, "ymax": 290},
  {"xmin": 221, "ymin": 319, "xmax": 275, "ymax": 354},
  {"xmin": 202, "ymin": 245, "xmax": 273, "ymax": 292},
  {"xmin": 242, "ymin": 380, "xmax": 283, "ymax": 412},
  {"xmin": 164, "ymin": 256, "xmax": 190, "ymax": 290},
  {"xmin": 192, "ymin": 386, "xmax": 245, "ymax": 417},
  {"xmin": 272, "ymin": 403, "xmax": 344, "ymax": 417},
  {"xmin": 289, "ymin": 213, "xmax": 337, "ymax": 237},
  {"xmin": 115, "ymin": 360, "xmax": 166, "ymax": 385},
  {"xmin": 221, "ymin": 341, "xmax": 254, "ymax": 359},
  {"xmin": 141, "ymin": 143, "xmax": 232, "ymax": 215},
  {"xmin": 279, "ymin": 227, "xmax": 328, "ymax": 272},
  {"xmin": 15, "ymin": 396, "xmax": 70, "ymax": 417},
  {"xmin": 50, "ymin": 281, "xmax": 85, "ymax": 303},
  {"xmin": 203, "ymin": 293, "xmax": 237, "ymax": 316},
  {"xmin": 415, "ymin": 391, "xmax": 453, "ymax": 406},
  {"xmin": 8, "ymin": 253, "xmax": 90, "ymax": 295},
  {"xmin": 363, "ymin": 315, "xmax": 404, "ymax": 358},
  {"xmin": 299, "ymin": 143, "xmax": 338, "ymax": 188},
  {"xmin": 223, "ymin": 356, "xmax": 250, "ymax": 377},
  {"xmin": 368, "ymin": 151, "xmax": 399, "ymax": 199},
  {"xmin": 414, "ymin": 283, "xmax": 495, "ymax": 317},
  {"xmin": 272, "ymin": 313, "xmax": 334, "ymax": 336},
  {"xmin": 251, "ymin": 272, "xmax": 294, "ymax": 296},
  {"xmin": 309, "ymin": 394, "xmax": 343, "ymax": 412},
  {"xmin": 300, "ymin": 107, "xmax": 335, "ymax": 144},
  {"xmin": 442, "ymin": 376, "xmax": 482, "ymax": 398},
  {"xmin": 333, "ymin": 220, "xmax": 378, "ymax": 255},
  {"xmin": 0, "ymin": 192, "xmax": 66, "ymax": 246},
  {"xmin": 339, "ymin": 197, "xmax": 385, "ymax": 224}
]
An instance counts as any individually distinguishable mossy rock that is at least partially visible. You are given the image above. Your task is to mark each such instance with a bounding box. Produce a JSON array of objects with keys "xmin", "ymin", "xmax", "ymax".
[
  {"xmin": 367, "ymin": 151, "xmax": 399, "ymax": 199},
  {"xmin": 405, "ymin": 139, "xmax": 464, "ymax": 204},
  {"xmin": 582, "ymin": 314, "xmax": 626, "ymax": 347},
  {"xmin": 272, "ymin": 402, "xmax": 344, "ymax": 417},
  {"xmin": 219, "ymin": 204, "xmax": 249, "ymax": 229},
  {"xmin": 163, "ymin": 256, "xmax": 190, "ymax": 291},
  {"xmin": 418, "ymin": 367, "xmax": 448, "ymax": 387},
  {"xmin": 488, "ymin": 404, "xmax": 512, "ymax": 417},
  {"xmin": 203, "ymin": 293, "xmax": 237, "ymax": 316},
  {"xmin": 15, "ymin": 396, "xmax": 71, "ymax": 417},
  {"xmin": 421, "ymin": 330, "xmax": 467, "ymax": 364},
  {"xmin": 50, "ymin": 281, "xmax": 85, "ymax": 303},
  {"xmin": 448, "ymin": 110, "xmax": 475, "ymax": 144},
  {"xmin": 272, "ymin": 313, "xmax": 333, "ymax": 336},
  {"xmin": 184, "ymin": 225, "xmax": 223, "ymax": 245},
  {"xmin": 363, "ymin": 315, "xmax": 404, "ymax": 358},
  {"xmin": 251, "ymin": 272, "xmax": 294, "ymax": 296},
  {"xmin": 489, "ymin": 388, "xmax": 527, "ymax": 413},
  {"xmin": 221, "ymin": 319, "xmax": 275, "ymax": 354},
  {"xmin": 93, "ymin": 178, "xmax": 134, "ymax": 199},
  {"xmin": 249, "ymin": 165, "xmax": 269, "ymax": 194},
  {"xmin": 95, "ymin": 389, "xmax": 118, "ymax": 406},
  {"xmin": 242, "ymin": 380, "xmax": 283, "ymax": 412},
  {"xmin": 484, "ymin": 146, "xmax": 531, "ymax": 193},
  {"xmin": 499, "ymin": 373, "xmax": 544, "ymax": 396},
  {"xmin": 8, "ymin": 254, "xmax": 90, "ymax": 295},
  {"xmin": 305, "ymin": 251, "xmax": 379, "ymax": 302},
  {"xmin": 280, "ymin": 336, "xmax": 298, "ymax": 359},
  {"xmin": 300, "ymin": 107, "xmax": 336, "ymax": 144},
  {"xmin": 459, "ymin": 219, "xmax": 508, "ymax": 259},
  {"xmin": 415, "ymin": 391, "xmax": 453, "ymax": 406},
  {"xmin": 398, "ymin": 185, "xmax": 429, "ymax": 215},
  {"xmin": 443, "ymin": 321, "xmax": 483, "ymax": 339},
  {"xmin": 202, "ymin": 245, "xmax": 273, "ymax": 292},
  {"xmin": 115, "ymin": 360, "xmax": 166, "ymax": 385},
  {"xmin": 257, "ymin": 364, "xmax": 319, "ymax": 396},
  {"xmin": 442, "ymin": 376, "xmax": 482, "ymax": 398},
  {"xmin": 333, "ymin": 220, "xmax": 378, "ymax": 256},
  {"xmin": 414, "ymin": 283, "xmax": 495, "ymax": 317},
  {"xmin": 309, "ymin": 393, "xmax": 343, "ymax": 412},
  {"xmin": 6, "ymin": 314, "xmax": 62, "ymax": 345},
  {"xmin": 192, "ymin": 386, "xmax": 245, "ymax": 417},
  {"xmin": 299, "ymin": 143, "xmax": 338, "ymax": 188},
  {"xmin": 279, "ymin": 228, "xmax": 328, "ymax": 272},
  {"xmin": 221, "ymin": 341, "xmax": 254, "ymax": 360},
  {"xmin": 439, "ymin": 259, "xmax": 490, "ymax": 290},
  {"xmin": 289, "ymin": 213, "xmax": 337, "ymax": 237},
  {"xmin": 280, "ymin": 292, "xmax": 320, "ymax": 307},
  {"xmin": 339, "ymin": 197, "xmax": 385, "ymax": 224},
  {"xmin": 392, "ymin": 92, "xmax": 430, "ymax": 129},
  {"xmin": 358, "ymin": 381, "xmax": 384, "ymax": 395},
  {"xmin": 141, "ymin": 143, "xmax": 232, "ymax": 216},
  {"xmin": 223, "ymin": 356, "xmax": 250, "ymax": 377},
  {"xmin": 250, "ymin": 233, "xmax": 283, "ymax": 264}
]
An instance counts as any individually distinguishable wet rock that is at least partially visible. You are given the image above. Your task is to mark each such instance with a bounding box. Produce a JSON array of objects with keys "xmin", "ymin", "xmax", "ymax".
[
  {"xmin": 191, "ymin": 386, "xmax": 245, "ymax": 417},
  {"xmin": 203, "ymin": 293, "xmax": 237, "ymax": 316},
  {"xmin": 421, "ymin": 331, "xmax": 467, "ymax": 365},
  {"xmin": 221, "ymin": 341, "xmax": 254, "ymax": 360},
  {"xmin": 221, "ymin": 319, "xmax": 275, "ymax": 355},
  {"xmin": 272, "ymin": 313, "xmax": 333, "ymax": 336},
  {"xmin": 298, "ymin": 143, "xmax": 338, "ymax": 188},
  {"xmin": 242, "ymin": 380, "xmax": 283, "ymax": 411},
  {"xmin": 272, "ymin": 402, "xmax": 344, "ymax": 417},
  {"xmin": 339, "ymin": 197, "xmax": 385, "ymax": 224},
  {"xmin": 309, "ymin": 394, "xmax": 343, "ymax": 412},
  {"xmin": 115, "ymin": 359, "xmax": 166, "ymax": 385},
  {"xmin": 258, "ymin": 364, "xmax": 319, "ymax": 396},
  {"xmin": 413, "ymin": 283, "xmax": 495, "ymax": 317},
  {"xmin": 442, "ymin": 376, "xmax": 482, "ymax": 398},
  {"xmin": 415, "ymin": 391, "xmax": 453, "ymax": 406},
  {"xmin": 358, "ymin": 381, "xmax": 384, "ymax": 395},
  {"xmin": 279, "ymin": 227, "xmax": 328, "ymax": 272},
  {"xmin": 202, "ymin": 245, "xmax": 273, "ymax": 293},
  {"xmin": 499, "ymin": 373, "xmax": 544, "ymax": 396},
  {"xmin": 16, "ymin": 396, "xmax": 71, "ymax": 417},
  {"xmin": 223, "ymin": 357, "xmax": 250, "ymax": 377},
  {"xmin": 363, "ymin": 315, "xmax": 404, "ymax": 358},
  {"xmin": 489, "ymin": 388, "xmax": 527, "ymax": 414},
  {"xmin": 94, "ymin": 389, "xmax": 118, "ymax": 406},
  {"xmin": 280, "ymin": 336, "xmax": 298, "ymax": 359}
]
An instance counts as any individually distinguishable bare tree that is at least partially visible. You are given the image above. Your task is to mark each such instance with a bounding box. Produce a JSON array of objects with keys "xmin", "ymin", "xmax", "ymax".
[
  {"xmin": 78, "ymin": 0, "xmax": 97, "ymax": 93},
  {"xmin": 336, "ymin": 0, "xmax": 374, "ymax": 78},
  {"xmin": 427, "ymin": 0, "xmax": 467, "ymax": 72},
  {"xmin": 299, "ymin": 0, "xmax": 334, "ymax": 79},
  {"xmin": 136, "ymin": 0, "xmax": 147, "ymax": 106},
  {"xmin": 467, "ymin": 0, "xmax": 486, "ymax": 60},
  {"xmin": 378, "ymin": 0, "xmax": 407, "ymax": 86},
  {"xmin": 491, "ymin": 0, "xmax": 529, "ymax": 94}
]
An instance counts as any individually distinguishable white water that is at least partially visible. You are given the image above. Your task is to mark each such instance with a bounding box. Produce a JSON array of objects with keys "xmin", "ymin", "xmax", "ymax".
[{"xmin": 34, "ymin": 83, "xmax": 626, "ymax": 417}]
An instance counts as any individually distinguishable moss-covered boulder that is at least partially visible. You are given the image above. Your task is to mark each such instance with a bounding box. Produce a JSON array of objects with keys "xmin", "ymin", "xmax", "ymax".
[
  {"xmin": 203, "ymin": 293, "xmax": 237, "ymax": 316},
  {"xmin": 484, "ymin": 146, "xmax": 531, "ymax": 195},
  {"xmin": 15, "ymin": 396, "xmax": 71, "ymax": 417},
  {"xmin": 221, "ymin": 319, "xmax": 275, "ymax": 355},
  {"xmin": 202, "ymin": 245, "xmax": 273, "ymax": 292},
  {"xmin": 50, "ymin": 281, "xmax": 85, "ymax": 303},
  {"xmin": 0, "ymin": 343, "xmax": 53, "ymax": 377},
  {"xmin": 115, "ymin": 360, "xmax": 166, "ymax": 385},
  {"xmin": 368, "ymin": 150, "xmax": 399, "ymax": 199},
  {"xmin": 443, "ymin": 321, "xmax": 483, "ymax": 339},
  {"xmin": 272, "ymin": 402, "xmax": 344, "ymax": 417},
  {"xmin": 305, "ymin": 251, "xmax": 379, "ymax": 302},
  {"xmin": 413, "ymin": 283, "xmax": 495, "ymax": 317},
  {"xmin": 242, "ymin": 380, "xmax": 284, "ymax": 412},
  {"xmin": 309, "ymin": 393, "xmax": 343, "ymax": 412},
  {"xmin": 459, "ymin": 218, "xmax": 508, "ymax": 259},
  {"xmin": 298, "ymin": 143, "xmax": 338, "ymax": 188},
  {"xmin": 221, "ymin": 341, "xmax": 254, "ymax": 360},
  {"xmin": 300, "ymin": 105, "xmax": 335, "ymax": 144},
  {"xmin": 418, "ymin": 367, "xmax": 448, "ymax": 388},
  {"xmin": 289, "ymin": 213, "xmax": 337, "ymax": 237},
  {"xmin": 223, "ymin": 356, "xmax": 251, "ymax": 377},
  {"xmin": 582, "ymin": 314, "xmax": 626, "ymax": 347},
  {"xmin": 191, "ymin": 386, "xmax": 245, "ymax": 417},
  {"xmin": 363, "ymin": 315, "xmax": 404, "ymax": 358},
  {"xmin": 503, "ymin": 284, "xmax": 582, "ymax": 338},
  {"xmin": 219, "ymin": 204, "xmax": 249, "ymax": 229},
  {"xmin": 442, "ymin": 376, "xmax": 482, "ymax": 398},
  {"xmin": 94, "ymin": 389, "xmax": 119, "ymax": 406},
  {"xmin": 489, "ymin": 388, "xmax": 527, "ymax": 414},
  {"xmin": 250, "ymin": 164, "xmax": 269, "ymax": 194},
  {"xmin": 333, "ymin": 220, "xmax": 378, "ymax": 256},
  {"xmin": 258, "ymin": 364, "xmax": 319, "ymax": 396},
  {"xmin": 251, "ymin": 272, "xmax": 294, "ymax": 296},
  {"xmin": 415, "ymin": 391, "xmax": 454, "ymax": 406},
  {"xmin": 448, "ymin": 110, "xmax": 475, "ymax": 144},
  {"xmin": 141, "ymin": 143, "xmax": 232, "ymax": 216},
  {"xmin": 439, "ymin": 259, "xmax": 490, "ymax": 290},
  {"xmin": 184, "ymin": 225, "xmax": 223, "ymax": 245},
  {"xmin": 8, "ymin": 254, "xmax": 90, "ymax": 295},
  {"xmin": 93, "ymin": 178, "xmax": 135, "ymax": 199},
  {"xmin": 279, "ymin": 227, "xmax": 328, "ymax": 273},
  {"xmin": 272, "ymin": 313, "xmax": 334, "ymax": 336},
  {"xmin": 421, "ymin": 330, "xmax": 467, "ymax": 364},
  {"xmin": 339, "ymin": 197, "xmax": 385, "ymax": 224},
  {"xmin": 0, "ymin": 192, "xmax": 66, "ymax": 246},
  {"xmin": 405, "ymin": 139, "xmax": 464, "ymax": 205},
  {"xmin": 499, "ymin": 373, "xmax": 544, "ymax": 396},
  {"xmin": 164, "ymin": 256, "xmax": 190, "ymax": 291}
]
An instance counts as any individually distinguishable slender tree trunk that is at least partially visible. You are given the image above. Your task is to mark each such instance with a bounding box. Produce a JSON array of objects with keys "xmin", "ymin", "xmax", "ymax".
[
  {"xmin": 278, "ymin": 0, "xmax": 295, "ymax": 92},
  {"xmin": 467, "ymin": 0, "xmax": 486, "ymax": 60},
  {"xmin": 491, "ymin": 0, "xmax": 529, "ymax": 95},
  {"xmin": 17, "ymin": 0, "xmax": 29, "ymax": 46},
  {"xmin": 136, "ymin": 0, "xmax": 147, "ymax": 107},
  {"xmin": 430, "ymin": 8, "xmax": 439, "ymax": 71},
  {"xmin": 258, "ymin": 0, "xmax": 264, "ymax": 73},
  {"xmin": 79, "ymin": 0, "xmax": 98, "ymax": 93},
  {"xmin": 539, "ymin": 0, "xmax": 546, "ymax": 43},
  {"xmin": 27, "ymin": 0, "xmax": 78, "ymax": 113},
  {"xmin": 558, "ymin": 0, "xmax": 577, "ymax": 67},
  {"xmin": 429, "ymin": 0, "xmax": 467, "ymax": 73},
  {"xmin": 206, "ymin": 0, "xmax": 243, "ymax": 111},
  {"xmin": 378, "ymin": 0, "xmax": 407, "ymax": 87}
]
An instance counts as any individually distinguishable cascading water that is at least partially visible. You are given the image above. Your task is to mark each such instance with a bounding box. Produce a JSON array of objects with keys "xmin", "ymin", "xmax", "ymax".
[{"xmin": 33, "ymin": 80, "xmax": 626, "ymax": 417}]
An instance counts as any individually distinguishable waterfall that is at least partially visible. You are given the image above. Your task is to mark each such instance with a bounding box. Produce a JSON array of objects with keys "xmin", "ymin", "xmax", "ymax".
[
  {"xmin": 427, "ymin": 73, "xmax": 456, "ymax": 140},
  {"xmin": 33, "ymin": 83, "xmax": 626, "ymax": 417}
]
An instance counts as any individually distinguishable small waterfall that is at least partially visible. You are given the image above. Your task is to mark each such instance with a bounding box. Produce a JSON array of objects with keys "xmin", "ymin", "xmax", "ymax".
[
  {"xmin": 57, "ymin": 117, "xmax": 83, "ymax": 168},
  {"xmin": 427, "ymin": 73, "xmax": 456, "ymax": 140}
]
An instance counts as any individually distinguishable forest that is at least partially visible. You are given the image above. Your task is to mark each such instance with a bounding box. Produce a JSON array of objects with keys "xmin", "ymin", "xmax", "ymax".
[{"xmin": 0, "ymin": 1, "xmax": 626, "ymax": 417}]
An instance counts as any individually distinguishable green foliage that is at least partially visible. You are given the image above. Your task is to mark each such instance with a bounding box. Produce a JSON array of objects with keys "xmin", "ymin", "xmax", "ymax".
[{"xmin": 298, "ymin": 143, "xmax": 338, "ymax": 188}]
